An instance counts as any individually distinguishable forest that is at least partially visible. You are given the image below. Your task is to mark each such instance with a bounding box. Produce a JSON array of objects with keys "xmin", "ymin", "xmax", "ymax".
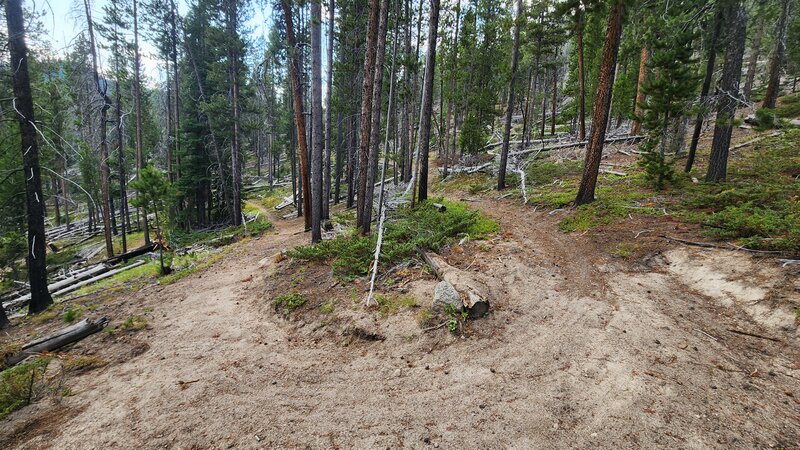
[{"xmin": 1, "ymin": 0, "xmax": 799, "ymax": 447}]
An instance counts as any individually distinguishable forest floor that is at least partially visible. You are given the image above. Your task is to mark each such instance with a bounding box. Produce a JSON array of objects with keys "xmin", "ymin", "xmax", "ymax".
[{"xmin": 2, "ymin": 124, "xmax": 800, "ymax": 448}]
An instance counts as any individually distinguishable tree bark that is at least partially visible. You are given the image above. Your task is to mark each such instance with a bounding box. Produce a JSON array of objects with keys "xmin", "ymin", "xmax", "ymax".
[
  {"xmin": 742, "ymin": 1, "xmax": 766, "ymax": 100},
  {"xmin": 762, "ymin": 0, "xmax": 791, "ymax": 109},
  {"xmin": 83, "ymin": 0, "xmax": 114, "ymax": 258},
  {"xmin": 706, "ymin": 0, "xmax": 747, "ymax": 183},
  {"xmin": 228, "ymin": 0, "xmax": 243, "ymax": 225},
  {"xmin": 414, "ymin": 0, "xmax": 441, "ymax": 204},
  {"xmin": 5, "ymin": 0, "xmax": 53, "ymax": 314},
  {"xmin": 360, "ymin": 0, "xmax": 391, "ymax": 233},
  {"xmin": 323, "ymin": 0, "xmax": 335, "ymax": 220},
  {"xmin": 575, "ymin": 0, "xmax": 625, "ymax": 205},
  {"xmin": 686, "ymin": 6, "xmax": 723, "ymax": 173},
  {"xmin": 310, "ymin": 0, "xmax": 324, "ymax": 242},
  {"xmin": 576, "ymin": 10, "xmax": 587, "ymax": 141},
  {"xmin": 132, "ymin": 0, "xmax": 150, "ymax": 244},
  {"xmin": 356, "ymin": 0, "xmax": 382, "ymax": 226},
  {"xmin": 281, "ymin": 1, "xmax": 312, "ymax": 230},
  {"xmin": 498, "ymin": 0, "xmax": 523, "ymax": 190},
  {"xmin": 630, "ymin": 46, "xmax": 649, "ymax": 136}
]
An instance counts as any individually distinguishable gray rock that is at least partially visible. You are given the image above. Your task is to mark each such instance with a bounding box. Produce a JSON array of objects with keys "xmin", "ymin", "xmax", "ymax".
[{"xmin": 432, "ymin": 281, "xmax": 462, "ymax": 312}]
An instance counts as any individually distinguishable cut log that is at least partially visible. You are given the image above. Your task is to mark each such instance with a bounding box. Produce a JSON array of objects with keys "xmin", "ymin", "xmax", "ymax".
[
  {"xmin": 417, "ymin": 248, "xmax": 490, "ymax": 319},
  {"xmin": 432, "ymin": 203, "xmax": 447, "ymax": 212},
  {"xmin": 5, "ymin": 317, "xmax": 109, "ymax": 367}
]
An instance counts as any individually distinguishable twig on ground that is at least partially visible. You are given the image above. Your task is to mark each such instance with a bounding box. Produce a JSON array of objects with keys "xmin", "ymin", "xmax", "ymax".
[{"xmin": 725, "ymin": 328, "xmax": 782, "ymax": 343}]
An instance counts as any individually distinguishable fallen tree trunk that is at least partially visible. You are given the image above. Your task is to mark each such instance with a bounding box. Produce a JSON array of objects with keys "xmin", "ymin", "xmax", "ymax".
[
  {"xmin": 104, "ymin": 244, "xmax": 155, "ymax": 264},
  {"xmin": 3, "ymin": 264, "xmax": 109, "ymax": 311},
  {"xmin": 509, "ymin": 135, "xmax": 645, "ymax": 158},
  {"xmin": 417, "ymin": 248, "xmax": 490, "ymax": 319},
  {"xmin": 5, "ymin": 317, "xmax": 109, "ymax": 367},
  {"xmin": 50, "ymin": 260, "xmax": 147, "ymax": 297}
]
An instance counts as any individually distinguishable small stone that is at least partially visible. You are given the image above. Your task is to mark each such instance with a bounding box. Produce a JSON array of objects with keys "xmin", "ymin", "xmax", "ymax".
[{"xmin": 432, "ymin": 281, "xmax": 462, "ymax": 312}]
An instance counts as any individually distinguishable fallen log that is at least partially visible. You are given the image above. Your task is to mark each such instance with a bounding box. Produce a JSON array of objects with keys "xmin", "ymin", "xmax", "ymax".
[
  {"xmin": 3, "ymin": 264, "xmax": 109, "ymax": 311},
  {"xmin": 417, "ymin": 248, "xmax": 490, "ymax": 319},
  {"xmin": 50, "ymin": 260, "xmax": 147, "ymax": 297},
  {"xmin": 509, "ymin": 135, "xmax": 645, "ymax": 158},
  {"xmin": 5, "ymin": 317, "xmax": 109, "ymax": 367},
  {"xmin": 104, "ymin": 244, "xmax": 155, "ymax": 264}
]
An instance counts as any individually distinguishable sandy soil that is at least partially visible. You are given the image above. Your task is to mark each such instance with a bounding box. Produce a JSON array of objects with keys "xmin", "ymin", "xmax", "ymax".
[{"xmin": 2, "ymin": 185, "xmax": 799, "ymax": 449}]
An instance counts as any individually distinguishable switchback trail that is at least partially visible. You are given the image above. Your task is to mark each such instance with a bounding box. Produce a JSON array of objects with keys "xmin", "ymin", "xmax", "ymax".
[{"xmin": 3, "ymin": 192, "xmax": 799, "ymax": 449}]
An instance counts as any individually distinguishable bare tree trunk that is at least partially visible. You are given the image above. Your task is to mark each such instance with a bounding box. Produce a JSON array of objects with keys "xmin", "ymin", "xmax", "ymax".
[
  {"xmin": 762, "ymin": 0, "xmax": 790, "ymax": 109},
  {"xmin": 400, "ymin": 0, "xmax": 412, "ymax": 180},
  {"xmin": 281, "ymin": 0, "xmax": 313, "ymax": 230},
  {"xmin": 686, "ymin": 6, "xmax": 723, "ymax": 173},
  {"xmin": 630, "ymin": 46, "xmax": 648, "ymax": 136},
  {"xmin": 227, "ymin": 0, "xmax": 243, "ymax": 225},
  {"xmin": 132, "ymin": 0, "xmax": 149, "ymax": 244},
  {"xmin": 6, "ymin": 0, "xmax": 53, "ymax": 314},
  {"xmin": 707, "ymin": 0, "xmax": 747, "ymax": 182},
  {"xmin": 743, "ymin": 1, "xmax": 766, "ymax": 100},
  {"xmin": 551, "ymin": 55, "xmax": 558, "ymax": 135},
  {"xmin": 170, "ymin": 0, "xmax": 181, "ymax": 182},
  {"xmin": 83, "ymin": 0, "xmax": 114, "ymax": 257},
  {"xmin": 334, "ymin": 111, "xmax": 343, "ymax": 203},
  {"xmin": 443, "ymin": 0, "xmax": 461, "ymax": 178},
  {"xmin": 361, "ymin": 0, "xmax": 391, "ymax": 233},
  {"xmin": 575, "ymin": 0, "xmax": 625, "ymax": 205},
  {"xmin": 414, "ymin": 0, "xmax": 441, "ymax": 204},
  {"xmin": 310, "ymin": 0, "xmax": 324, "ymax": 242},
  {"xmin": 323, "ymin": 0, "xmax": 335, "ymax": 220},
  {"xmin": 356, "ymin": 0, "xmax": 382, "ymax": 227},
  {"xmin": 498, "ymin": 0, "xmax": 523, "ymax": 190}
]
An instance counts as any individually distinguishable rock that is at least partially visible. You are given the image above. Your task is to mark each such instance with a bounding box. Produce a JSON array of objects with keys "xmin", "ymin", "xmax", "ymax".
[
  {"xmin": 432, "ymin": 280, "xmax": 462, "ymax": 312},
  {"xmin": 790, "ymin": 118, "xmax": 800, "ymax": 127}
]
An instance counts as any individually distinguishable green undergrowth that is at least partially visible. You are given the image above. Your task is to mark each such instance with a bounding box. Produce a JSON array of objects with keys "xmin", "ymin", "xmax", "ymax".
[
  {"xmin": 273, "ymin": 292, "xmax": 308, "ymax": 313},
  {"xmin": 0, "ymin": 356, "xmax": 52, "ymax": 420},
  {"xmin": 679, "ymin": 129, "xmax": 800, "ymax": 251},
  {"xmin": 775, "ymin": 92, "xmax": 800, "ymax": 119},
  {"xmin": 288, "ymin": 199, "xmax": 498, "ymax": 280}
]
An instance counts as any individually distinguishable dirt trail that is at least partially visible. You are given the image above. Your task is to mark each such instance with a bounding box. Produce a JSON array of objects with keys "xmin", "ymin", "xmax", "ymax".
[{"xmin": 3, "ymin": 194, "xmax": 799, "ymax": 449}]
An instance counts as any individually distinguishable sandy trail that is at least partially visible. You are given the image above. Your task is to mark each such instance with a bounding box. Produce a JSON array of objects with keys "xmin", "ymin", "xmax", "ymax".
[{"xmin": 3, "ymin": 195, "xmax": 799, "ymax": 449}]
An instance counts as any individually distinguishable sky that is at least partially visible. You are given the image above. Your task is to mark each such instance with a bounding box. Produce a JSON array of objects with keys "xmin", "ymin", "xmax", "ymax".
[{"xmin": 37, "ymin": 0, "xmax": 278, "ymax": 84}]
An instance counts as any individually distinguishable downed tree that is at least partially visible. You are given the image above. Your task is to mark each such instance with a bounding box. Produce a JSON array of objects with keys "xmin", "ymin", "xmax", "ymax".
[
  {"xmin": 50, "ymin": 260, "xmax": 147, "ymax": 297},
  {"xmin": 417, "ymin": 248, "xmax": 490, "ymax": 319},
  {"xmin": 5, "ymin": 317, "xmax": 109, "ymax": 367},
  {"xmin": 104, "ymin": 243, "xmax": 156, "ymax": 264},
  {"xmin": 509, "ymin": 135, "xmax": 645, "ymax": 158}
]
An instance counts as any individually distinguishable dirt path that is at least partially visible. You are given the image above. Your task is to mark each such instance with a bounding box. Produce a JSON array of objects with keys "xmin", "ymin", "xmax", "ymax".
[{"xmin": 3, "ymin": 194, "xmax": 799, "ymax": 449}]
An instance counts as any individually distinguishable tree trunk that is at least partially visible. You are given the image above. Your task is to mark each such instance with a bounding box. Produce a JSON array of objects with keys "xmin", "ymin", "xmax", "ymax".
[
  {"xmin": 334, "ymin": 111, "xmax": 343, "ymax": 203},
  {"xmin": 132, "ymin": 0, "xmax": 150, "ymax": 244},
  {"xmin": 575, "ymin": 0, "xmax": 625, "ymax": 205},
  {"xmin": 551, "ymin": 54, "xmax": 558, "ymax": 135},
  {"xmin": 281, "ymin": 0, "xmax": 312, "ymax": 230},
  {"xmin": 630, "ymin": 46, "xmax": 649, "ymax": 136},
  {"xmin": 576, "ymin": 11, "xmax": 587, "ymax": 141},
  {"xmin": 228, "ymin": 0, "xmax": 243, "ymax": 226},
  {"xmin": 310, "ymin": 0, "xmax": 324, "ymax": 242},
  {"xmin": 323, "ymin": 0, "xmax": 335, "ymax": 220},
  {"xmin": 686, "ymin": 6, "xmax": 723, "ymax": 173},
  {"xmin": 356, "ymin": 0, "xmax": 382, "ymax": 225},
  {"xmin": 113, "ymin": 0, "xmax": 127, "ymax": 254},
  {"xmin": 5, "ymin": 0, "xmax": 54, "ymax": 314},
  {"xmin": 83, "ymin": 0, "xmax": 114, "ymax": 258},
  {"xmin": 706, "ymin": 0, "xmax": 747, "ymax": 183},
  {"xmin": 414, "ymin": 0, "xmax": 441, "ymax": 204},
  {"xmin": 762, "ymin": 0, "xmax": 790, "ymax": 109},
  {"xmin": 170, "ymin": 0, "xmax": 181, "ymax": 183},
  {"xmin": 498, "ymin": 0, "xmax": 523, "ymax": 190},
  {"xmin": 361, "ymin": 0, "xmax": 391, "ymax": 234},
  {"xmin": 742, "ymin": 2, "xmax": 766, "ymax": 100}
]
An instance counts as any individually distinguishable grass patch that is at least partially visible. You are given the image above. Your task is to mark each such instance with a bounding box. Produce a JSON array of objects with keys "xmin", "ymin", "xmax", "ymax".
[
  {"xmin": 375, "ymin": 294, "xmax": 418, "ymax": 316},
  {"xmin": 273, "ymin": 292, "xmax": 307, "ymax": 313},
  {"xmin": 31, "ymin": 306, "xmax": 60, "ymax": 323},
  {"xmin": 62, "ymin": 306, "xmax": 82, "ymax": 323},
  {"xmin": 288, "ymin": 199, "xmax": 498, "ymax": 280},
  {"xmin": 62, "ymin": 354, "xmax": 107, "ymax": 372},
  {"xmin": 559, "ymin": 184, "xmax": 658, "ymax": 232},
  {"xmin": 526, "ymin": 160, "xmax": 583, "ymax": 186},
  {"xmin": 319, "ymin": 299, "xmax": 336, "ymax": 314},
  {"xmin": 119, "ymin": 315, "xmax": 147, "ymax": 331},
  {"xmin": 0, "ymin": 356, "xmax": 52, "ymax": 420},
  {"xmin": 72, "ymin": 261, "xmax": 160, "ymax": 297}
]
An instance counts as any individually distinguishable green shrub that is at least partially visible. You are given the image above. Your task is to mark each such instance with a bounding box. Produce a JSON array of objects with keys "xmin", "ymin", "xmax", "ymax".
[
  {"xmin": 289, "ymin": 199, "xmax": 498, "ymax": 279},
  {"xmin": 273, "ymin": 292, "xmax": 308, "ymax": 313}
]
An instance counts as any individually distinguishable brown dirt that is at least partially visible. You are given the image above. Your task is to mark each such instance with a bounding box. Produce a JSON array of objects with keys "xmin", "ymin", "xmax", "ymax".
[{"xmin": 2, "ymin": 183, "xmax": 799, "ymax": 449}]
